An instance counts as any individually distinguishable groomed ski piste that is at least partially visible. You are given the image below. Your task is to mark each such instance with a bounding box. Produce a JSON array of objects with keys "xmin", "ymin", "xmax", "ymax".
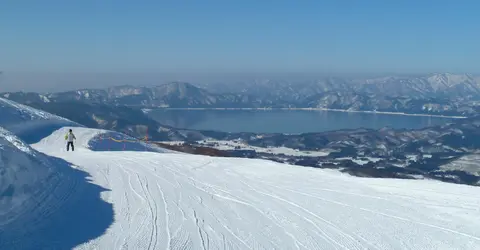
[{"xmin": 1, "ymin": 97, "xmax": 480, "ymax": 249}]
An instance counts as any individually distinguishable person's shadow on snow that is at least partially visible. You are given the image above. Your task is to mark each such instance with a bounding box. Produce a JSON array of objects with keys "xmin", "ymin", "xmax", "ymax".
[{"xmin": 0, "ymin": 152, "xmax": 114, "ymax": 250}]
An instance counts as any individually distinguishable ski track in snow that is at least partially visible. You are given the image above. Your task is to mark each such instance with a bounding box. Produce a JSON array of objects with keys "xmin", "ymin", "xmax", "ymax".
[{"xmin": 29, "ymin": 127, "xmax": 480, "ymax": 250}]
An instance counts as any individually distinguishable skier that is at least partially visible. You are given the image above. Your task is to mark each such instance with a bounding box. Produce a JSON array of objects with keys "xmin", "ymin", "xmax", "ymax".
[{"xmin": 65, "ymin": 129, "xmax": 76, "ymax": 151}]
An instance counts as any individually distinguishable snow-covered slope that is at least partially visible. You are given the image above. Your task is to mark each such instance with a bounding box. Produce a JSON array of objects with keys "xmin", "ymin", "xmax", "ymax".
[
  {"xmin": 0, "ymin": 97, "xmax": 78, "ymax": 143},
  {"xmin": 0, "ymin": 126, "xmax": 113, "ymax": 250},
  {"xmin": 27, "ymin": 127, "xmax": 480, "ymax": 249},
  {"xmin": 0, "ymin": 126, "xmax": 50, "ymax": 225}
]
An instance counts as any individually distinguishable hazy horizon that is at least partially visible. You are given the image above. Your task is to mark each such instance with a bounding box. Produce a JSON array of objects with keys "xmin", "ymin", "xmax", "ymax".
[{"xmin": 2, "ymin": 71, "xmax": 478, "ymax": 93}]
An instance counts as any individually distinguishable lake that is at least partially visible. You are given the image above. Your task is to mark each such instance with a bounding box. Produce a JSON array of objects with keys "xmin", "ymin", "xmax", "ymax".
[{"xmin": 147, "ymin": 109, "xmax": 456, "ymax": 134}]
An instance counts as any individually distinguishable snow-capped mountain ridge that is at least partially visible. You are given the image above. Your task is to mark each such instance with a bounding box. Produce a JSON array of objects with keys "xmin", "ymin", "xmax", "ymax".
[{"xmin": 3, "ymin": 73, "xmax": 480, "ymax": 116}]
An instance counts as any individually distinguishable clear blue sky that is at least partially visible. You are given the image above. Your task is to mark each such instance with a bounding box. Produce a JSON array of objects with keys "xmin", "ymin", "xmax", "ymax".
[{"xmin": 1, "ymin": 0, "xmax": 480, "ymax": 75}]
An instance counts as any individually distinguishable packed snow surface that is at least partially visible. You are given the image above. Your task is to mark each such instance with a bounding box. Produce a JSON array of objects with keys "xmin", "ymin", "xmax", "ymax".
[{"xmin": 24, "ymin": 127, "xmax": 480, "ymax": 249}]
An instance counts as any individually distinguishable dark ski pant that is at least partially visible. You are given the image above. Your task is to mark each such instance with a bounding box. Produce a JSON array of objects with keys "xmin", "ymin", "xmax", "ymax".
[{"xmin": 67, "ymin": 142, "xmax": 74, "ymax": 151}]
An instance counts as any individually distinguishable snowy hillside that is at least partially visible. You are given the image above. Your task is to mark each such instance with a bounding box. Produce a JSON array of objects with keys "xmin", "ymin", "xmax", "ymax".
[
  {"xmin": 0, "ymin": 126, "xmax": 113, "ymax": 250},
  {"xmin": 0, "ymin": 126, "xmax": 49, "ymax": 225},
  {"xmin": 27, "ymin": 127, "xmax": 480, "ymax": 249},
  {"xmin": 0, "ymin": 97, "xmax": 78, "ymax": 143}
]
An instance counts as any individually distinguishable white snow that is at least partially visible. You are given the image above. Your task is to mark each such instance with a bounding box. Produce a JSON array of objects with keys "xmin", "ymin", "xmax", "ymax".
[
  {"xmin": 336, "ymin": 157, "xmax": 382, "ymax": 165},
  {"xmin": 142, "ymin": 108, "xmax": 152, "ymax": 114},
  {"xmin": 441, "ymin": 154, "xmax": 480, "ymax": 176},
  {"xmin": 0, "ymin": 97, "xmax": 78, "ymax": 143},
  {"xmin": 17, "ymin": 127, "xmax": 480, "ymax": 249},
  {"xmin": 376, "ymin": 144, "xmax": 387, "ymax": 150},
  {"xmin": 0, "ymin": 127, "xmax": 77, "ymax": 236},
  {"xmin": 171, "ymin": 140, "xmax": 331, "ymax": 157},
  {"xmin": 40, "ymin": 95, "xmax": 51, "ymax": 103},
  {"xmin": 0, "ymin": 127, "xmax": 34, "ymax": 155},
  {"xmin": 0, "ymin": 97, "xmax": 67, "ymax": 122},
  {"xmin": 406, "ymin": 154, "xmax": 419, "ymax": 162}
]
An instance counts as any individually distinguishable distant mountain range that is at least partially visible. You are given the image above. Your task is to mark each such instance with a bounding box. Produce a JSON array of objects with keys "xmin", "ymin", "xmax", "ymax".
[
  {"xmin": 202, "ymin": 73, "xmax": 480, "ymax": 98},
  {"xmin": 1, "ymin": 77, "xmax": 480, "ymax": 185},
  {"xmin": 3, "ymin": 73, "xmax": 480, "ymax": 116},
  {"xmin": 3, "ymin": 82, "xmax": 258, "ymax": 108}
]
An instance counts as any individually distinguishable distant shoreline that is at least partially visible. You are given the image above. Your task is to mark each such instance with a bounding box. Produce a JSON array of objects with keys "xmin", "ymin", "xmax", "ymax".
[{"xmin": 148, "ymin": 107, "xmax": 467, "ymax": 119}]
